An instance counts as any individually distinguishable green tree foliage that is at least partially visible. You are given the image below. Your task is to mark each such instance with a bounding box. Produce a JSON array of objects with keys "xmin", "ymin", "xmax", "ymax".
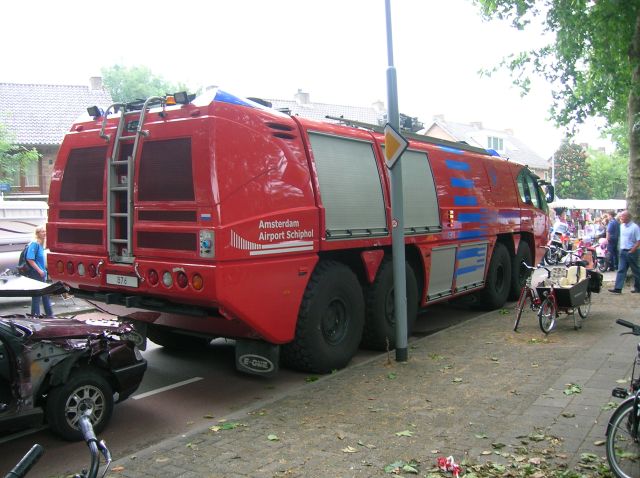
[
  {"xmin": 587, "ymin": 148, "xmax": 628, "ymax": 199},
  {"xmin": 101, "ymin": 65, "xmax": 188, "ymax": 103},
  {"xmin": 0, "ymin": 124, "xmax": 40, "ymax": 186},
  {"xmin": 554, "ymin": 140, "xmax": 591, "ymax": 199},
  {"xmin": 474, "ymin": 0, "xmax": 640, "ymax": 214}
]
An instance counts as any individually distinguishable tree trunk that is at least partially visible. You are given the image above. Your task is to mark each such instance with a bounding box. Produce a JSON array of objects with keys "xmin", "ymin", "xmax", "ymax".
[{"xmin": 628, "ymin": 9, "xmax": 640, "ymax": 219}]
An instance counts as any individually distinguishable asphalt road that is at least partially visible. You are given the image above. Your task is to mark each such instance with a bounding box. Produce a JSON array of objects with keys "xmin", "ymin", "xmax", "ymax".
[{"xmin": 0, "ymin": 302, "xmax": 480, "ymax": 478}]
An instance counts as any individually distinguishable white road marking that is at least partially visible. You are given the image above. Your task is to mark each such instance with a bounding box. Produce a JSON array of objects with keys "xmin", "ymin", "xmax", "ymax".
[{"xmin": 132, "ymin": 377, "xmax": 203, "ymax": 400}]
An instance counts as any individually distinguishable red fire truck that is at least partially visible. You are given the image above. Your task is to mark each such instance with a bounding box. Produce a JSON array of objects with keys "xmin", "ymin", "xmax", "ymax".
[{"xmin": 47, "ymin": 89, "xmax": 552, "ymax": 375}]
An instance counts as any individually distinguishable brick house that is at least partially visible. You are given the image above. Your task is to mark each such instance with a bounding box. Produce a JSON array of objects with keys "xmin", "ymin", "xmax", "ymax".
[{"xmin": 0, "ymin": 77, "xmax": 113, "ymax": 196}]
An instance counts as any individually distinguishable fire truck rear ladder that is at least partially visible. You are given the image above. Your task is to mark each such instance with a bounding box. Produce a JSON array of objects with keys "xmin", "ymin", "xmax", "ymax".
[{"xmin": 99, "ymin": 96, "xmax": 166, "ymax": 263}]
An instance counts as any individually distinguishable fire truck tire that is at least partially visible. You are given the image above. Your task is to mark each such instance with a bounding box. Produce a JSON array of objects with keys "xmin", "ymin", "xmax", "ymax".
[
  {"xmin": 282, "ymin": 260, "xmax": 365, "ymax": 373},
  {"xmin": 361, "ymin": 258, "xmax": 418, "ymax": 350},
  {"xmin": 509, "ymin": 242, "xmax": 533, "ymax": 300},
  {"xmin": 477, "ymin": 242, "xmax": 511, "ymax": 310},
  {"xmin": 146, "ymin": 324, "xmax": 211, "ymax": 349}
]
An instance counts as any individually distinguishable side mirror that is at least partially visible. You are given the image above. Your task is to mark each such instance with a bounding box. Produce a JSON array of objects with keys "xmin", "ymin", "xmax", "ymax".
[{"xmin": 545, "ymin": 185, "xmax": 555, "ymax": 203}]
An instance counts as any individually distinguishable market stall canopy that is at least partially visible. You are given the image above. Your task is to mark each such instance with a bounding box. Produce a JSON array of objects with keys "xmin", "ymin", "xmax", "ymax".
[{"xmin": 549, "ymin": 198, "xmax": 626, "ymax": 210}]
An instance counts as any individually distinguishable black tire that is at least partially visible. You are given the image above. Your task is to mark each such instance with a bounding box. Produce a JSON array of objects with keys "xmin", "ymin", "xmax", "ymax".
[
  {"xmin": 578, "ymin": 291, "xmax": 591, "ymax": 319},
  {"xmin": 606, "ymin": 400, "xmax": 640, "ymax": 478},
  {"xmin": 543, "ymin": 247, "xmax": 560, "ymax": 266},
  {"xmin": 282, "ymin": 261, "xmax": 364, "ymax": 373},
  {"xmin": 147, "ymin": 324, "xmax": 211, "ymax": 349},
  {"xmin": 514, "ymin": 287, "xmax": 529, "ymax": 332},
  {"xmin": 538, "ymin": 297, "xmax": 557, "ymax": 334},
  {"xmin": 597, "ymin": 257, "xmax": 609, "ymax": 273},
  {"xmin": 46, "ymin": 368, "xmax": 114, "ymax": 441},
  {"xmin": 510, "ymin": 242, "xmax": 532, "ymax": 300},
  {"xmin": 477, "ymin": 242, "xmax": 512, "ymax": 310},
  {"xmin": 361, "ymin": 258, "xmax": 419, "ymax": 350}
]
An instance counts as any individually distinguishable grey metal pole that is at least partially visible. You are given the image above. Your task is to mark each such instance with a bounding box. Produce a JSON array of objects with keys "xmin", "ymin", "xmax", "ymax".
[{"xmin": 385, "ymin": 0, "xmax": 408, "ymax": 362}]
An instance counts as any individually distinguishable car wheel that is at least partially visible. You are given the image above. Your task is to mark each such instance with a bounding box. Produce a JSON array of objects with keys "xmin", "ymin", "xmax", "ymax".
[{"xmin": 46, "ymin": 368, "xmax": 114, "ymax": 441}]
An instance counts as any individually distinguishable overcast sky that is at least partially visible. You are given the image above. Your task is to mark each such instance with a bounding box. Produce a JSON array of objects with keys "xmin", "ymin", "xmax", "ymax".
[{"xmin": 2, "ymin": 0, "xmax": 610, "ymax": 157}]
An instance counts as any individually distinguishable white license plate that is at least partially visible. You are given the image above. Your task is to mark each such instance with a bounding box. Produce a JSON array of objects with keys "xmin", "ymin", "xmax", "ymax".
[{"xmin": 106, "ymin": 274, "xmax": 139, "ymax": 288}]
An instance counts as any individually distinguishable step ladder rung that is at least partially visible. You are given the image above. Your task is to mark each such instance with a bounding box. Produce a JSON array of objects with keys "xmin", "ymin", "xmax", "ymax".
[
  {"xmin": 118, "ymin": 135, "xmax": 136, "ymax": 141},
  {"xmin": 111, "ymin": 160, "xmax": 129, "ymax": 166},
  {"xmin": 110, "ymin": 213, "xmax": 128, "ymax": 217},
  {"xmin": 110, "ymin": 238, "xmax": 128, "ymax": 244}
]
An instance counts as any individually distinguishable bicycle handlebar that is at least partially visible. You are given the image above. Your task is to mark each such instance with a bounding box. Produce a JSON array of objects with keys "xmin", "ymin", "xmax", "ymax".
[
  {"xmin": 79, "ymin": 414, "xmax": 97, "ymax": 444},
  {"xmin": 3, "ymin": 444, "xmax": 44, "ymax": 478},
  {"xmin": 520, "ymin": 262, "xmax": 552, "ymax": 278},
  {"xmin": 616, "ymin": 319, "xmax": 640, "ymax": 336}
]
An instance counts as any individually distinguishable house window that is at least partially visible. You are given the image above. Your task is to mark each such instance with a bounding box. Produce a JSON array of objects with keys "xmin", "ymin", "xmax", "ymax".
[
  {"xmin": 487, "ymin": 136, "xmax": 503, "ymax": 151},
  {"xmin": 9, "ymin": 161, "xmax": 39, "ymax": 188}
]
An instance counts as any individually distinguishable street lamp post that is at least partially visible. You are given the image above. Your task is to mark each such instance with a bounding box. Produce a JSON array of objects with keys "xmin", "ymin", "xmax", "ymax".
[{"xmin": 384, "ymin": 0, "xmax": 408, "ymax": 362}]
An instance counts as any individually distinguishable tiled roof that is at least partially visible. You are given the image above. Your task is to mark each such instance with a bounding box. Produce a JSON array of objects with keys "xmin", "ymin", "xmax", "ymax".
[
  {"xmin": 265, "ymin": 98, "xmax": 385, "ymax": 126},
  {"xmin": 426, "ymin": 119, "xmax": 550, "ymax": 171},
  {"xmin": 0, "ymin": 82, "xmax": 113, "ymax": 145}
]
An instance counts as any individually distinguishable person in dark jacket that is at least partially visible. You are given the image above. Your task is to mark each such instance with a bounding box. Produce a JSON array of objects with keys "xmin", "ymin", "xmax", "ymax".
[{"xmin": 606, "ymin": 210, "xmax": 620, "ymax": 271}]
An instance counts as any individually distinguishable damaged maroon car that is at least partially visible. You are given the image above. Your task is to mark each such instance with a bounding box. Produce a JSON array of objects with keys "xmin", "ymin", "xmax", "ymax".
[{"xmin": 0, "ymin": 281, "xmax": 147, "ymax": 440}]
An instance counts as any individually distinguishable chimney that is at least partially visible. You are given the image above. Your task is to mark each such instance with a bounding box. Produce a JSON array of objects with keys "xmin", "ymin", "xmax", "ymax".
[
  {"xmin": 433, "ymin": 114, "xmax": 445, "ymax": 122},
  {"xmin": 470, "ymin": 121, "xmax": 483, "ymax": 129},
  {"xmin": 504, "ymin": 128, "xmax": 514, "ymax": 136},
  {"xmin": 294, "ymin": 89, "xmax": 310, "ymax": 105},
  {"xmin": 89, "ymin": 76, "xmax": 103, "ymax": 90}
]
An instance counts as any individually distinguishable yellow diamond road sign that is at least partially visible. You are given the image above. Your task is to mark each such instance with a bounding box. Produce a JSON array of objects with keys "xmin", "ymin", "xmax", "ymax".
[{"xmin": 384, "ymin": 123, "xmax": 408, "ymax": 169}]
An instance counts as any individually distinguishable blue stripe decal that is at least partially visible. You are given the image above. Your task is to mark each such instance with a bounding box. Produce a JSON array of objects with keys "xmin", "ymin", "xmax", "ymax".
[
  {"xmin": 458, "ymin": 213, "xmax": 482, "ymax": 223},
  {"xmin": 445, "ymin": 159, "xmax": 469, "ymax": 170},
  {"xmin": 454, "ymin": 196, "xmax": 478, "ymax": 206},
  {"xmin": 458, "ymin": 230, "xmax": 485, "ymax": 239},
  {"xmin": 214, "ymin": 90, "xmax": 254, "ymax": 108},
  {"xmin": 451, "ymin": 178, "xmax": 474, "ymax": 188},
  {"xmin": 439, "ymin": 146, "xmax": 465, "ymax": 155},
  {"xmin": 456, "ymin": 265, "xmax": 484, "ymax": 276},
  {"xmin": 457, "ymin": 248, "xmax": 484, "ymax": 259}
]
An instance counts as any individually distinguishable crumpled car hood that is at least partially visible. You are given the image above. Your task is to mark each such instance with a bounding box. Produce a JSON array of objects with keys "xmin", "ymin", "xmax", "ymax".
[{"xmin": 0, "ymin": 315, "xmax": 132, "ymax": 340}]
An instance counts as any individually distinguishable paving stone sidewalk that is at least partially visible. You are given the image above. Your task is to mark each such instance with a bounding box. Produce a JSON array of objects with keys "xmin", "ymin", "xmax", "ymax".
[{"xmin": 106, "ymin": 279, "xmax": 639, "ymax": 478}]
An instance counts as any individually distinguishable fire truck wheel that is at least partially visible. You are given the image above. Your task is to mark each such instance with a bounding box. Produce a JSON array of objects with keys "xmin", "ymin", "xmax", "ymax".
[
  {"xmin": 509, "ymin": 242, "xmax": 533, "ymax": 300},
  {"xmin": 477, "ymin": 242, "xmax": 511, "ymax": 310},
  {"xmin": 361, "ymin": 258, "xmax": 418, "ymax": 350},
  {"xmin": 282, "ymin": 260, "xmax": 364, "ymax": 373},
  {"xmin": 146, "ymin": 324, "xmax": 211, "ymax": 349}
]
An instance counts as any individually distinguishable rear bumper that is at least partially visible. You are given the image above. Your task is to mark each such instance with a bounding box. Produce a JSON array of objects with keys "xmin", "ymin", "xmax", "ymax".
[{"xmin": 112, "ymin": 359, "xmax": 147, "ymax": 401}]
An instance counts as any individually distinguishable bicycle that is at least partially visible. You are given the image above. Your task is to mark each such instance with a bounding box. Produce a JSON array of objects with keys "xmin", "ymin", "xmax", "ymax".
[
  {"xmin": 537, "ymin": 264, "xmax": 593, "ymax": 334},
  {"xmin": 606, "ymin": 319, "xmax": 640, "ymax": 478},
  {"xmin": 513, "ymin": 263, "xmax": 551, "ymax": 332},
  {"xmin": 3, "ymin": 411, "xmax": 112, "ymax": 478}
]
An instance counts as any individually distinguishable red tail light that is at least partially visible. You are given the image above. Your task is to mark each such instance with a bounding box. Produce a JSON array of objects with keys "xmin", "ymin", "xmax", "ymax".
[
  {"xmin": 176, "ymin": 271, "xmax": 188, "ymax": 288},
  {"xmin": 148, "ymin": 269, "xmax": 159, "ymax": 286}
]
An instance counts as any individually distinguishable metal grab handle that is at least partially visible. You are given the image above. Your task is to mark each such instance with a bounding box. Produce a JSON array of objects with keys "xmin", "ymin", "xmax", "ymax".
[{"xmin": 134, "ymin": 262, "xmax": 145, "ymax": 282}]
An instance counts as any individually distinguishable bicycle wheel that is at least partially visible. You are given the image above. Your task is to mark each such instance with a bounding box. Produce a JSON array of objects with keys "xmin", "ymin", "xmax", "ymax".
[
  {"xmin": 606, "ymin": 400, "xmax": 640, "ymax": 478},
  {"xmin": 538, "ymin": 297, "xmax": 557, "ymax": 334},
  {"xmin": 514, "ymin": 288, "xmax": 529, "ymax": 332},
  {"xmin": 578, "ymin": 291, "xmax": 591, "ymax": 319}
]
